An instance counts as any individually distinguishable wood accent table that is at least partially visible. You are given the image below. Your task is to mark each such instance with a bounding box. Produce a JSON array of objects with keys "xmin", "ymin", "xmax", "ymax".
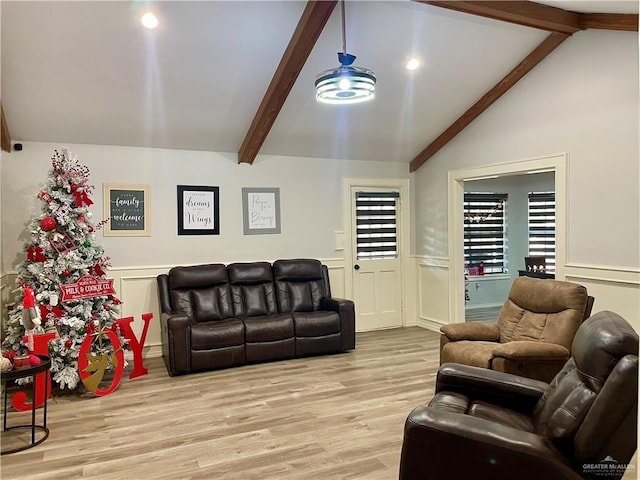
[{"xmin": 1, "ymin": 355, "xmax": 50, "ymax": 454}]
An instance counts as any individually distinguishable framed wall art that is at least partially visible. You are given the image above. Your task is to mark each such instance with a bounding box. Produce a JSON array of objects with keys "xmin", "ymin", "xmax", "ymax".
[
  {"xmin": 242, "ymin": 187, "xmax": 281, "ymax": 235},
  {"xmin": 103, "ymin": 184, "xmax": 151, "ymax": 236},
  {"xmin": 177, "ymin": 185, "xmax": 220, "ymax": 235}
]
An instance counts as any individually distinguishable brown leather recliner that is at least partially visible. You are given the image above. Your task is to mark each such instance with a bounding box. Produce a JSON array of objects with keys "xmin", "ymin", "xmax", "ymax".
[
  {"xmin": 400, "ymin": 310, "xmax": 638, "ymax": 480},
  {"xmin": 441, "ymin": 276, "xmax": 594, "ymax": 382}
]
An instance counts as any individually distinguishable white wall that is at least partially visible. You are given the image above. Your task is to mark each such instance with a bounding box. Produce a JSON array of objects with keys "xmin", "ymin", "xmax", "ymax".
[
  {"xmin": 1, "ymin": 141, "xmax": 409, "ymax": 353},
  {"xmin": 414, "ymin": 29, "xmax": 640, "ymax": 329},
  {"xmin": 2, "ymin": 142, "xmax": 408, "ymax": 269}
]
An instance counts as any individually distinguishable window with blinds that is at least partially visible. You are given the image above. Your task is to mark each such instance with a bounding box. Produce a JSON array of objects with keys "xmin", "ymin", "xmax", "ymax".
[
  {"xmin": 355, "ymin": 191, "xmax": 399, "ymax": 260},
  {"xmin": 464, "ymin": 192, "xmax": 508, "ymax": 274},
  {"xmin": 528, "ymin": 191, "xmax": 556, "ymax": 272}
]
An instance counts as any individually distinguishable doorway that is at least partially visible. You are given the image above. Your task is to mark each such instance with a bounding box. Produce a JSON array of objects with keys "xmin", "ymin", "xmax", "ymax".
[
  {"xmin": 463, "ymin": 171, "xmax": 556, "ymax": 321},
  {"xmin": 448, "ymin": 154, "xmax": 567, "ymax": 325},
  {"xmin": 342, "ymin": 178, "xmax": 410, "ymax": 332}
]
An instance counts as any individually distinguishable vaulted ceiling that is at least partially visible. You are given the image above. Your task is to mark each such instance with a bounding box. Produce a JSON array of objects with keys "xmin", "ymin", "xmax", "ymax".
[{"xmin": 1, "ymin": 1, "xmax": 637, "ymax": 170}]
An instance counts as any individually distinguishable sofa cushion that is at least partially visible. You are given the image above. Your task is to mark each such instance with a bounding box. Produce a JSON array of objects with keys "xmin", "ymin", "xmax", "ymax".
[
  {"xmin": 168, "ymin": 264, "xmax": 234, "ymax": 322},
  {"xmin": 169, "ymin": 264, "xmax": 227, "ymax": 289},
  {"xmin": 244, "ymin": 314, "xmax": 294, "ymax": 343},
  {"xmin": 191, "ymin": 319, "xmax": 244, "ymax": 350},
  {"xmin": 192, "ymin": 286, "xmax": 234, "ymax": 321},
  {"xmin": 497, "ymin": 277, "xmax": 587, "ymax": 350},
  {"xmin": 469, "ymin": 400, "xmax": 534, "ymax": 432},
  {"xmin": 293, "ymin": 311, "xmax": 340, "ymax": 337},
  {"xmin": 228, "ymin": 262, "xmax": 273, "ymax": 284},
  {"xmin": 229, "ymin": 262, "xmax": 277, "ymax": 317},
  {"xmin": 274, "ymin": 259, "xmax": 327, "ymax": 312}
]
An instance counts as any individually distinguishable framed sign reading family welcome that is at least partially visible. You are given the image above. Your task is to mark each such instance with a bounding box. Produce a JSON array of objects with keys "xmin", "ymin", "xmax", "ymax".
[
  {"xmin": 103, "ymin": 184, "xmax": 151, "ymax": 236},
  {"xmin": 177, "ymin": 185, "xmax": 220, "ymax": 235}
]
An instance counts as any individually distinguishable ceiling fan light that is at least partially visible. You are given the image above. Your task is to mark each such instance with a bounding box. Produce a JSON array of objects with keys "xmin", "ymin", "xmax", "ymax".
[
  {"xmin": 315, "ymin": 64, "xmax": 376, "ymax": 105},
  {"xmin": 315, "ymin": 1, "xmax": 376, "ymax": 105}
]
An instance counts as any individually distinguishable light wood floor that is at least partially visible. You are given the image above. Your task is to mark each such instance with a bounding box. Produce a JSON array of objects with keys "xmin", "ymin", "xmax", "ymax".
[{"xmin": 1, "ymin": 327, "xmax": 441, "ymax": 480}]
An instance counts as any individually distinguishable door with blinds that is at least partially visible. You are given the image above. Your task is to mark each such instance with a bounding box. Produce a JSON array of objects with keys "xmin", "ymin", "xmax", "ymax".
[{"xmin": 351, "ymin": 188, "xmax": 403, "ymax": 331}]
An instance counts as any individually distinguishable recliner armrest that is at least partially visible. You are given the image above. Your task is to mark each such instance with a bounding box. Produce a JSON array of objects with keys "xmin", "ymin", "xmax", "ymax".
[
  {"xmin": 436, "ymin": 363, "xmax": 548, "ymax": 414},
  {"xmin": 320, "ymin": 297, "xmax": 355, "ymax": 351},
  {"xmin": 400, "ymin": 407, "xmax": 582, "ymax": 480},
  {"xmin": 492, "ymin": 341, "xmax": 570, "ymax": 362},
  {"xmin": 440, "ymin": 321, "xmax": 500, "ymax": 342},
  {"xmin": 161, "ymin": 313, "xmax": 191, "ymax": 375}
]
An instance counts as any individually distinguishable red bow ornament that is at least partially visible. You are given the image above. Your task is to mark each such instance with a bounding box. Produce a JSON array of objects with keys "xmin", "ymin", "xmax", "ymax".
[
  {"xmin": 73, "ymin": 190, "xmax": 93, "ymax": 208},
  {"xmin": 27, "ymin": 246, "xmax": 46, "ymax": 262}
]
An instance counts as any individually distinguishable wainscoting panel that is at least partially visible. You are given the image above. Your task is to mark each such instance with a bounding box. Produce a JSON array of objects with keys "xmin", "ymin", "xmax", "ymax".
[
  {"xmin": 565, "ymin": 263, "xmax": 640, "ymax": 332},
  {"xmin": 3, "ymin": 260, "xmax": 348, "ymax": 359},
  {"xmin": 417, "ymin": 257, "xmax": 450, "ymax": 332}
]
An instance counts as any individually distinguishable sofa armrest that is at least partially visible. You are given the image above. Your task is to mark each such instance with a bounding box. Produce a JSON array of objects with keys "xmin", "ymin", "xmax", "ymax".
[
  {"xmin": 400, "ymin": 407, "xmax": 582, "ymax": 480},
  {"xmin": 320, "ymin": 297, "xmax": 355, "ymax": 351},
  {"xmin": 440, "ymin": 321, "xmax": 500, "ymax": 342},
  {"xmin": 161, "ymin": 313, "xmax": 191, "ymax": 375},
  {"xmin": 436, "ymin": 363, "xmax": 548, "ymax": 414},
  {"xmin": 492, "ymin": 341, "xmax": 570, "ymax": 362}
]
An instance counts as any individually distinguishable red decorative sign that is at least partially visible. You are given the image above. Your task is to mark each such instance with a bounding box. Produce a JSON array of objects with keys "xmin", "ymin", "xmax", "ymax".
[{"xmin": 60, "ymin": 275, "xmax": 115, "ymax": 302}]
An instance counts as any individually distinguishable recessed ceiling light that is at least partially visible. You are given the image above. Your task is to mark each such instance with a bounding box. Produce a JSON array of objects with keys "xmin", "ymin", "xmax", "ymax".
[
  {"xmin": 141, "ymin": 12, "xmax": 158, "ymax": 29},
  {"xmin": 405, "ymin": 58, "xmax": 421, "ymax": 71}
]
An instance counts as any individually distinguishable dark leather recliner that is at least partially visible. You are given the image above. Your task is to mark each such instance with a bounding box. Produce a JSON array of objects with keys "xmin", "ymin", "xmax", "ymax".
[
  {"xmin": 157, "ymin": 259, "xmax": 355, "ymax": 376},
  {"xmin": 400, "ymin": 310, "xmax": 638, "ymax": 480}
]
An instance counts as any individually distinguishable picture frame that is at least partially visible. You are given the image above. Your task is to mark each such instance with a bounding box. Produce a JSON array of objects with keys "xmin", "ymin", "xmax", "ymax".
[
  {"xmin": 242, "ymin": 187, "xmax": 281, "ymax": 235},
  {"xmin": 177, "ymin": 185, "xmax": 220, "ymax": 235},
  {"xmin": 103, "ymin": 184, "xmax": 151, "ymax": 237}
]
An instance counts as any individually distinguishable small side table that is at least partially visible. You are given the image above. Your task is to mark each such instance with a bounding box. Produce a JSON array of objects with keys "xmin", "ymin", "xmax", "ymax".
[{"xmin": 1, "ymin": 355, "xmax": 51, "ymax": 454}]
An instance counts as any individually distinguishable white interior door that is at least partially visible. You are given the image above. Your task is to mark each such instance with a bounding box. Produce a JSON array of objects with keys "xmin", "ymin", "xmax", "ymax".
[{"xmin": 351, "ymin": 188, "xmax": 403, "ymax": 331}]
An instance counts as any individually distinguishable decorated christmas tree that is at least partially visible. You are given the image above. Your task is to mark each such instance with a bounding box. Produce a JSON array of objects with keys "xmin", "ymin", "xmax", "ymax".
[{"xmin": 2, "ymin": 148, "xmax": 124, "ymax": 390}]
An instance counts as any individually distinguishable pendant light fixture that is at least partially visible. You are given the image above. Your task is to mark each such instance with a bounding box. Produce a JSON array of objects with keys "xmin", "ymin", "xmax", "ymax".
[{"xmin": 315, "ymin": 1, "xmax": 376, "ymax": 105}]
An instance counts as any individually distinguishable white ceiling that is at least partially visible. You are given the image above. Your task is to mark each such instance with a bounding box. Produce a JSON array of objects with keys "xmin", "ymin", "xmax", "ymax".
[{"xmin": 1, "ymin": 1, "xmax": 637, "ymax": 164}]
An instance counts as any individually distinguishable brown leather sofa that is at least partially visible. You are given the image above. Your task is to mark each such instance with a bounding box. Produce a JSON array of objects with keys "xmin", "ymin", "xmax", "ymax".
[
  {"xmin": 440, "ymin": 277, "xmax": 594, "ymax": 382},
  {"xmin": 400, "ymin": 310, "xmax": 638, "ymax": 480},
  {"xmin": 157, "ymin": 259, "xmax": 355, "ymax": 376}
]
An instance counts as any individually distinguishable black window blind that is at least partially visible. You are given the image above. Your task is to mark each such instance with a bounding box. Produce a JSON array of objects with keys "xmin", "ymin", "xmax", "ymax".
[
  {"xmin": 464, "ymin": 192, "xmax": 508, "ymax": 274},
  {"xmin": 355, "ymin": 191, "xmax": 399, "ymax": 260},
  {"xmin": 528, "ymin": 191, "xmax": 556, "ymax": 272}
]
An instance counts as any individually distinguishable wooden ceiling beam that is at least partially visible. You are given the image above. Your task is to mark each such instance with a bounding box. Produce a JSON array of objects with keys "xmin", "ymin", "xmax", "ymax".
[
  {"xmin": 419, "ymin": 1, "xmax": 582, "ymax": 34},
  {"xmin": 409, "ymin": 32, "xmax": 569, "ymax": 173},
  {"xmin": 581, "ymin": 13, "xmax": 638, "ymax": 32},
  {"xmin": 238, "ymin": 1, "xmax": 337, "ymax": 165},
  {"xmin": 1, "ymin": 103, "xmax": 11, "ymax": 153}
]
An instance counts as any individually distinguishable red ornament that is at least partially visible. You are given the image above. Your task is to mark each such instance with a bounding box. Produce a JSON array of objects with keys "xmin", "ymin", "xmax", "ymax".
[
  {"xmin": 70, "ymin": 183, "xmax": 78, "ymax": 192},
  {"xmin": 64, "ymin": 339, "xmax": 73, "ymax": 349},
  {"xmin": 27, "ymin": 246, "xmax": 46, "ymax": 262},
  {"xmin": 62, "ymin": 269, "xmax": 71, "ymax": 277},
  {"xmin": 40, "ymin": 216, "xmax": 57, "ymax": 231},
  {"xmin": 104, "ymin": 305, "xmax": 110, "ymax": 311},
  {"xmin": 88, "ymin": 226, "xmax": 94, "ymax": 233},
  {"xmin": 77, "ymin": 215, "xmax": 85, "ymax": 223}
]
